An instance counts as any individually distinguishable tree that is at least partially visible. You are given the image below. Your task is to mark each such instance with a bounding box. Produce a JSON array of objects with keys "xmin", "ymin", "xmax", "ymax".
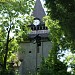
[
  {"xmin": 39, "ymin": 57, "xmax": 71, "ymax": 75},
  {"xmin": 38, "ymin": 16, "xmax": 71, "ymax": 75},
  {"xmin": 39, "ymin": 0, "xmax": 75, "ymax": 74},
  {"xmin": 0, "ymin": 0, "xmax": 34, "ymax": 74},
  {"xmin": 45, "ymin": 0, "xmax": 75, "ymax": 51}
]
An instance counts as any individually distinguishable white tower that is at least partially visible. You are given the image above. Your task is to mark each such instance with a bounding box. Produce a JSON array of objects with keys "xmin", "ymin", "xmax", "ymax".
[{"xmin": 18, "ymin": 0, "xmax": 52, "ymax": 75}]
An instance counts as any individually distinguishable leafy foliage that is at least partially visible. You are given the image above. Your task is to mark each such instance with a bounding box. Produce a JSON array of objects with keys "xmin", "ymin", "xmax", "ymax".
[
  {"xmin": 0, "ymin": 0, "xmax": 34, "ymax": 74},
  {"xmin": 41, "ymin": 0, "xmax": 75, "ymax": 74},
  {"xmin": 38, "ymin": 16, "xmax": 71, "ymax": 75},
  {"xmin": 45, "ymin": 0, "xmax": 75, "ymax": 51},
  {"xmin": 39, "ymin": 56, "xmax": 71, "ymax": 75}
]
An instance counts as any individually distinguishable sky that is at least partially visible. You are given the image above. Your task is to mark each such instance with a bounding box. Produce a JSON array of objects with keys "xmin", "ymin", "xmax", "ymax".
[
  {"xmin": 34, "ymin": 0, "xmax": 45, "ymax": 7},
  {"xmin": 40, "ymin": 0, "xmax": 45, "ymax": 4},
  {"xmin": 40, "ymin": 0, "xmax": 47, "ymax": 14}
]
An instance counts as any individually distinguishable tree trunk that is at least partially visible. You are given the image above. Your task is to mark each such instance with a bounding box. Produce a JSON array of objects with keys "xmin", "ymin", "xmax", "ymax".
[{"xmin": 3, "ymin": 30, "xmax": 10, "ymax": 70}]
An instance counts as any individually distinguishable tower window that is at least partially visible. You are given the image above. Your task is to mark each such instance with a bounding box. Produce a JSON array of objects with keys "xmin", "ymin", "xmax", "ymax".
[
  {"xmin": 42, "ymin": 26, "xmax": 43, "ymax": 30},
  {"xmin": 31, "ymin": 27, "xmax": 33, "ymax": 30},
  {"xmin": 37, "ymin": 68, "xmax": 39, "ymax": 70},
  {"xmin": 29, "ymin": 51, "xmax": 31, "ymax": 53},
  {"xmin": 31, "ymin": 27, "xmax": 35, "ymax": 30}
]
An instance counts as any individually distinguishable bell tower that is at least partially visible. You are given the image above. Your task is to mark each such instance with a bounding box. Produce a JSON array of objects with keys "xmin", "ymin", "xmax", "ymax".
[
  {"xmin": 19, "ymin": 0, "xmax": 52, "ymax": 75},
  {"xmin": 28, "ymin": 0, "xmax": 49, "ymax": 40}
]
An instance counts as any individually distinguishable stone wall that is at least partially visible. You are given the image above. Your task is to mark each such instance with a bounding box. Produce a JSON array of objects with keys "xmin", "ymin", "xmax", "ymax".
[{"xmin": 18, "ymin": 41, "xmax": 52, "ymax": 75}]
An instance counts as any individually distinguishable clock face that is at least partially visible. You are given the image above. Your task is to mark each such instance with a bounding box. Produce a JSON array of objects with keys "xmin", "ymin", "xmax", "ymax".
[{"xmin": 33, "ymin": 19, "xmax": 40, "ymax": 26}]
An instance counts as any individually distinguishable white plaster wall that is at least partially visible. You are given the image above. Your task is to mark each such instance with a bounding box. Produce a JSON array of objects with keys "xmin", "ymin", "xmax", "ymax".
[{"xmin": 18, "ymin": 41, "xmax": 52, "ymax": 75}]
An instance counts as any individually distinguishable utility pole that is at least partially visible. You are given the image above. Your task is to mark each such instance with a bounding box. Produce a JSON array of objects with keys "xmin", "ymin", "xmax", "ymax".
[{"xmin": 35, "ymin": 34, "xmax": 41, "ymax": 75}]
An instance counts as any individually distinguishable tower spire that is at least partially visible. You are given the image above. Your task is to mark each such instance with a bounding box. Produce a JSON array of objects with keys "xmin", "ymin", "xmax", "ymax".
[{"xmin": 32, "ymin": 0, "xmax": 45, "ymax": 20}]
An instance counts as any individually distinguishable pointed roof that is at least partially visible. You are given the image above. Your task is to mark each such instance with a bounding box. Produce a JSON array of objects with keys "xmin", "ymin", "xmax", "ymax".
[{"xmin": 32, "ymin": 0, "xmax": 46, "ymax": 20}]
